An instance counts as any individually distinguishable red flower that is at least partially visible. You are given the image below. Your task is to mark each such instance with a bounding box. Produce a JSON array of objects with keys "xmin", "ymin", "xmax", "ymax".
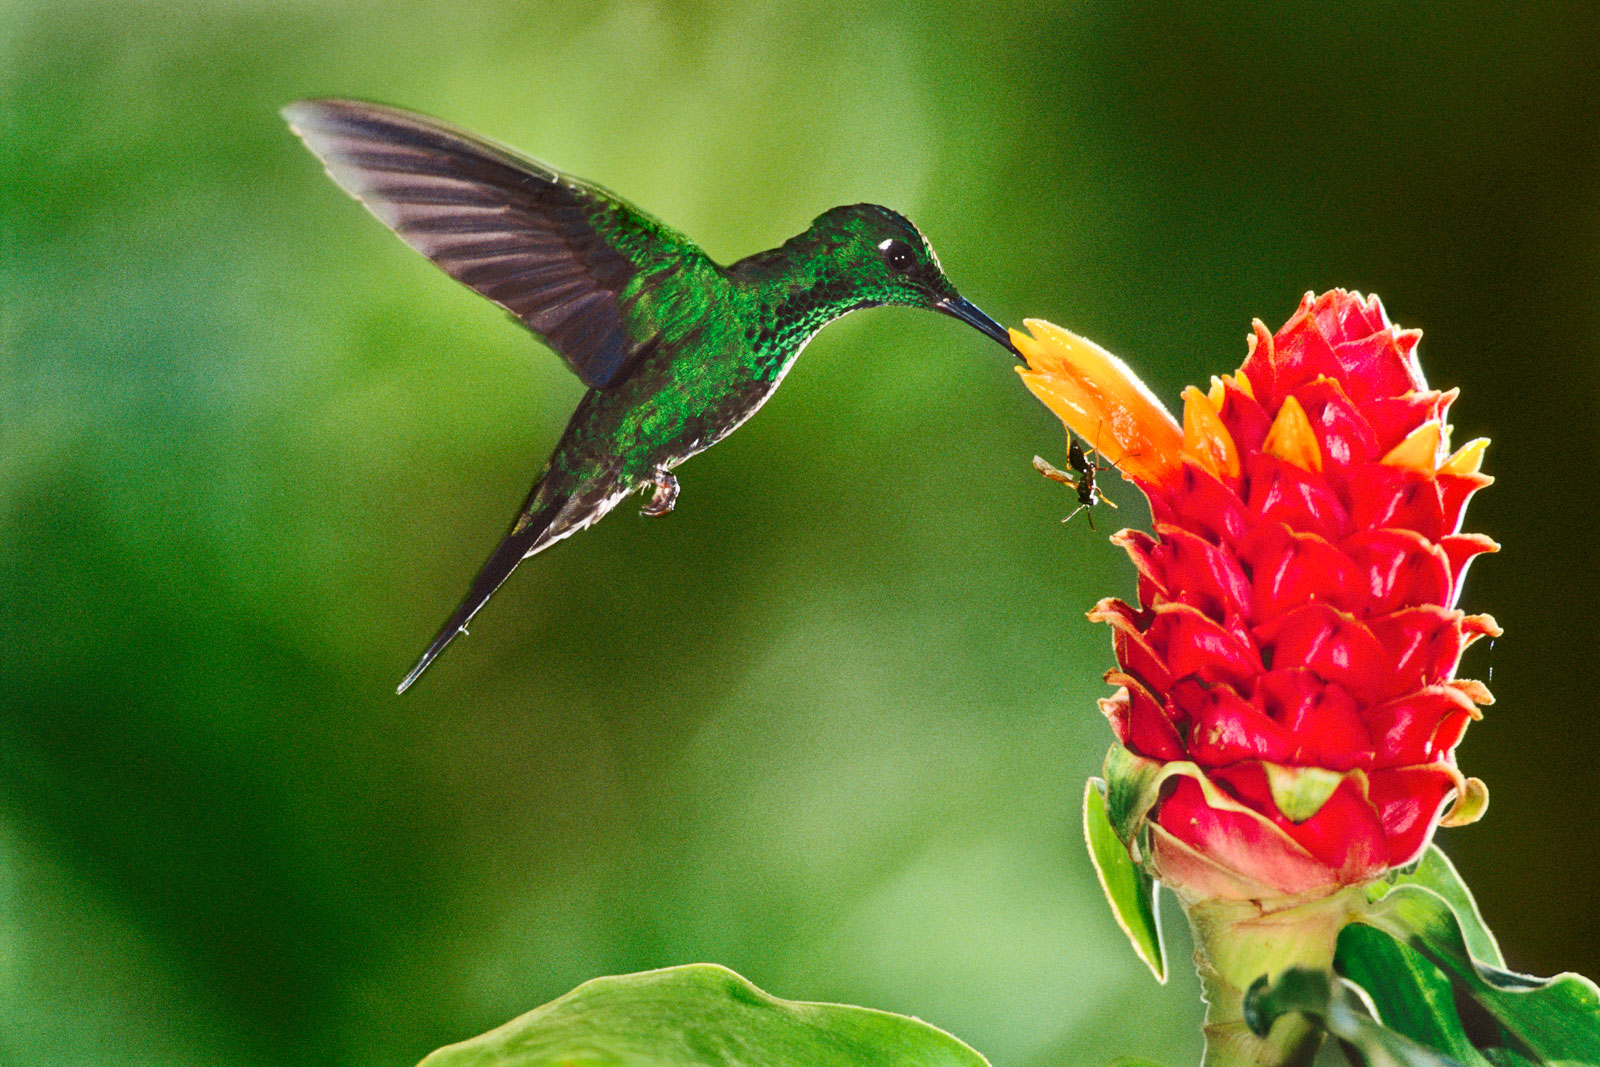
[{"xmin": 1016, "ymin": 291, "xmax": 1495, "ymax": 900}]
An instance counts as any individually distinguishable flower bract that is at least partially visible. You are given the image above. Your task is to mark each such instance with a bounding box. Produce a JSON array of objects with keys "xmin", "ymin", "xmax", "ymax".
[{"xmin": 1018, "ymin": 291, "xmax": 1497, "ymax": 900}]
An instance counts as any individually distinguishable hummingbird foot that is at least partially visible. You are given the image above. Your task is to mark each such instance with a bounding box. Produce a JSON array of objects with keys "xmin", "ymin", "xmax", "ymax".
[{"xmin": 640, "ymin": 468, "xmax": 679, "ymax": 517}]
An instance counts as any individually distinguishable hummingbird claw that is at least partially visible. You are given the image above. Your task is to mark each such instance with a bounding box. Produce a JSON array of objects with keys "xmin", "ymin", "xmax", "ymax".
[{"xmin": 640, "ymin": 468, "xmax": 679, "ymax": 517}]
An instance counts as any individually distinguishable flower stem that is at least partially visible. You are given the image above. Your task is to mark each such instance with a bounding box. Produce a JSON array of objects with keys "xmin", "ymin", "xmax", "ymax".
[{"xmin": 1182, "ymin": 887, "xmax": 1362, "ymax": 1067}]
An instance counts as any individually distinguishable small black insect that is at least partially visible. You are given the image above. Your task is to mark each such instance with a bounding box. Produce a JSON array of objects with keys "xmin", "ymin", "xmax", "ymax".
[{"xmin": 1034, "ymin": 433, "xmax": 1119, "ymax": 530}]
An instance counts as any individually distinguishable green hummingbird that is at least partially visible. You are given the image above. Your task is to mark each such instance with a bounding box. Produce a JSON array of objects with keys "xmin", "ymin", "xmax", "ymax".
[{"xmin": 283, "ymin": 99, "xmax": 1018, "ymax": 693}]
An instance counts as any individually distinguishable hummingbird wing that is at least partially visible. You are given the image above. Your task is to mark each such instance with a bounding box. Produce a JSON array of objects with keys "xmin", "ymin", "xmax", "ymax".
[{"xmin": 283, "ymin": 99, "xmax": 706, "ymax": 389}]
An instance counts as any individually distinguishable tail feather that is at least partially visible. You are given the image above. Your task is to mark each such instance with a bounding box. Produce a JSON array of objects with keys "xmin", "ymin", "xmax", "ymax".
[
  {"xmin": 396, "ymin": 501, "xmax": 565, "ymax": 695},
  {"xmin": 397, "ymin": 463, "xmax": 633, "ymax": 693}
]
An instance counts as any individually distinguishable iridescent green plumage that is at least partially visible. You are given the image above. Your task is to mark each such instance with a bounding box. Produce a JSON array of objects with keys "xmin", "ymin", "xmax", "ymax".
[{"xmin": 283, "ymin": 100, "xmax": 1016, "ymax": 692}]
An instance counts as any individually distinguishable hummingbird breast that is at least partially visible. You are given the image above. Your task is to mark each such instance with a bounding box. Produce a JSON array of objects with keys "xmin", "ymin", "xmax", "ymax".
[{"xmin": 548, "ymin": 266, "xmax": 869, "ymax": 496}]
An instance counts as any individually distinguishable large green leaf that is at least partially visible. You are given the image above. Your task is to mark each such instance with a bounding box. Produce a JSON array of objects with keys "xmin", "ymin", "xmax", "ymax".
[
  {"xmin": 1358, "ymin": 886, "xmax": 1600, "ymax": 1064},
  {"xmin": 1335, "ymin": 848, "xmax": 1505, "ymax": 1065},
  {"xmin": 1336, "ymin": 924, "xmax": 1492, "ymax": 1066},
  {"xmin": 416, "ymin": 964, "xmax": 991, "ymax": 1067},
  {"xmin": 1084, "ymin": 777, "xmax": 1166, "ymax": 983},
  {"xmin": 1244, "ymin": 968, "xmax": 1470, "ymax": 1067}
]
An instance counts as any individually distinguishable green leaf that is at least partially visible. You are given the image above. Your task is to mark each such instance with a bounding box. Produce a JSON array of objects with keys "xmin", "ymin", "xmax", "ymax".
[
  {"xmin": 1480, "ymin": 1050, "xmax": 1539, "ymax": 1067},
  {"xmin": 1359, "ymin": 886, "xmax": 1600, "ymax": 1064},
  {"xmin": 1083, "ymin": 777, "xmax": 1166, "ymax": 983},
  {"xmin": 1381, "ymin": 847, "xmax": 1504, "ymax": 968},
  {"xmin": 1244, "ymin": 967, "xmax": 1472, "ymax": 1067},
  {"xmin": 1336, "ymin": 923, "xmax": 1493, "ymax": 1066},
  {"xmin": 415, "ymin": 964, "xmax": 991, "ymax": 1067},
  {"xmin": 1102, "ymin": 743, "xmax": 1167, "ymax": 844}
]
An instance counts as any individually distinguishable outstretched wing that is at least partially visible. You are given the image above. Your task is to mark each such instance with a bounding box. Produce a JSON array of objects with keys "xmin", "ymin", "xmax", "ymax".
[{"xmin": 283, "ymin": 98, "xmax": 704, "ymax": 389}]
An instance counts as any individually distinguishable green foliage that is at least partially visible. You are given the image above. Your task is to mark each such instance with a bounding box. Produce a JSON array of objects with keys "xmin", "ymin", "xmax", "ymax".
[
  {"xmin": 1100, "ymin": 743, "xmax": 1156, "ymax": 846},
  {"xmin": 1357, "ymin": 886, "xmax": 1600, "ymax": 1064},
  {"xmin": 416, "ymin": 964, "xmax": 988, "ymax": 1067},
  {"xmin": 1333, "ymin": 848, "xmax": 1509, "ymax": 1066},
  {"xmin": 1083, "ymin": 778, "xmax": 1165, "ymax": 982},
  {"xmin": 1233, "ymin": 847, "xmax": 1600, "ymax": 1067},
  {"xmin": 1336, "ymin": 926, "xmax": 1489, "ymax": 1067},
  {"xmin": 1244, "ymin": 968, "xmax": 1468, "ymax": 1067},
  {"xmin": 1381, "ymin": 848, "xmax": 1505, "ymax": 967}
]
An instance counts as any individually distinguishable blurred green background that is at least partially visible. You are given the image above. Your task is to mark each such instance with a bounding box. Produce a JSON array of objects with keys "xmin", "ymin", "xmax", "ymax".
[{"xmin": 6, "ymin": 1, "xmax": 1599, "ymax": 1065}]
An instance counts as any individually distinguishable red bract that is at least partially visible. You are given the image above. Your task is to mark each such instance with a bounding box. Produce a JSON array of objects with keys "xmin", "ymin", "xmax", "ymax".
[{"xmin": 1016, "ymin": 291, "xmax": 1496, "ymax": 900}]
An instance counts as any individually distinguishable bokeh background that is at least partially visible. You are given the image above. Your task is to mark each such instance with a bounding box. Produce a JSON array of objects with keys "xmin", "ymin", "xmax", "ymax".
[{"xmin": 6, "ymin": 2, "xmax": 1599, "ymax": 1065}]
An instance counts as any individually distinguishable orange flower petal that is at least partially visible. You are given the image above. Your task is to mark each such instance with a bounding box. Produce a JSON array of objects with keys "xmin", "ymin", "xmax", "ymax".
[{"xmin": 1013, "ymin": 319, "xmax": 1183, "ymax": 489}]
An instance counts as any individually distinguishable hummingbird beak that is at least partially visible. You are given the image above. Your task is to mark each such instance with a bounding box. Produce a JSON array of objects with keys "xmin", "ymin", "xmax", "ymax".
[{"xmin": 936, "ymin": 295, "xmax": 1022, "ymax": 360}]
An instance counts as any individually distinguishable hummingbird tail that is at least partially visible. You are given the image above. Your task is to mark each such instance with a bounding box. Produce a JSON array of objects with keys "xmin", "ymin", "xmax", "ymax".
[
  {"xmin": 395, "ymin": 469, "xmax": 629, "ymax": 694},
  {"xmin": 397, "ymin": 486, "xmax": 587, "ymax": 693},
  {"xmin": 395, "ymin": 511, "xmax": 552, "ymax": 695}
]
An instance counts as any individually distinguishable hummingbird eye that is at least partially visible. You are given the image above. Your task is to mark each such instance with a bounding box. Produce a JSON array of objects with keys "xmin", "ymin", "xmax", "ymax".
[{"xmin": 878, "ymin": 238, "xmax": 916, "ymax": 273}]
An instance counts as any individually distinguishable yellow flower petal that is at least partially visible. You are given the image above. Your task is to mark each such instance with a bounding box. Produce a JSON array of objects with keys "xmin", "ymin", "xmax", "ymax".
[
  {"xmin": 1381, "ymin": 421, "xmax": 1443, "ymax": 472},
  {"xmin": 1207, "ymin": 375, "xmax": 1226, "ymax": 410},
  {"xmin": 1013, "ymin": 319, "xmax": 1184, "ymax": 488},
  {"xmin": 1261, "ymin": 395, "xmax": 1322, "ymax": 473},
  {"xmin": 1441, "ymin": 437, "xmax": 1491, "ymax": 476},
  {"xmin": 1181, "ymin": 386, "xmax": 1240, "ymax": 480}
]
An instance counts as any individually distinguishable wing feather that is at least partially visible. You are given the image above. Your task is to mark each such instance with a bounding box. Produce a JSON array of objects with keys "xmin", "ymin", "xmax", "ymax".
[{"xmin": 283, "ymin": 98, "xmax": 704, "ymax": 389}]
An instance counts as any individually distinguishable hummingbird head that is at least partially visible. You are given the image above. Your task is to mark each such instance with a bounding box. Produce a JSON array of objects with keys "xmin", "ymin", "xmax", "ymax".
[{"xmin": 802, "ymin": 204, "xmax": 1018, "ymax": 356}]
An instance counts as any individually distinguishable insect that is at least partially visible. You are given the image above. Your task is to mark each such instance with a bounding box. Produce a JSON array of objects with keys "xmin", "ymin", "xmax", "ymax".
[{"xmin": 1033, "ymin": 432, "xmax": 1119, "ymax": 530}]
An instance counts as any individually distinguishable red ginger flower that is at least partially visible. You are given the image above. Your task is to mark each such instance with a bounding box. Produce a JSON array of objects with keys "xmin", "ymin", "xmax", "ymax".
[{"xmin": 1016, "ymin": 291, "xmax": 1498, "ymax": 901}]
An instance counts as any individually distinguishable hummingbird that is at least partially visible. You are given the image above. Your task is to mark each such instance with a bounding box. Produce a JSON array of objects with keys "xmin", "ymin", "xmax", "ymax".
[{"xmin": 282, "ymin": 99, "xmax": 1019, "ymax": 693}]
